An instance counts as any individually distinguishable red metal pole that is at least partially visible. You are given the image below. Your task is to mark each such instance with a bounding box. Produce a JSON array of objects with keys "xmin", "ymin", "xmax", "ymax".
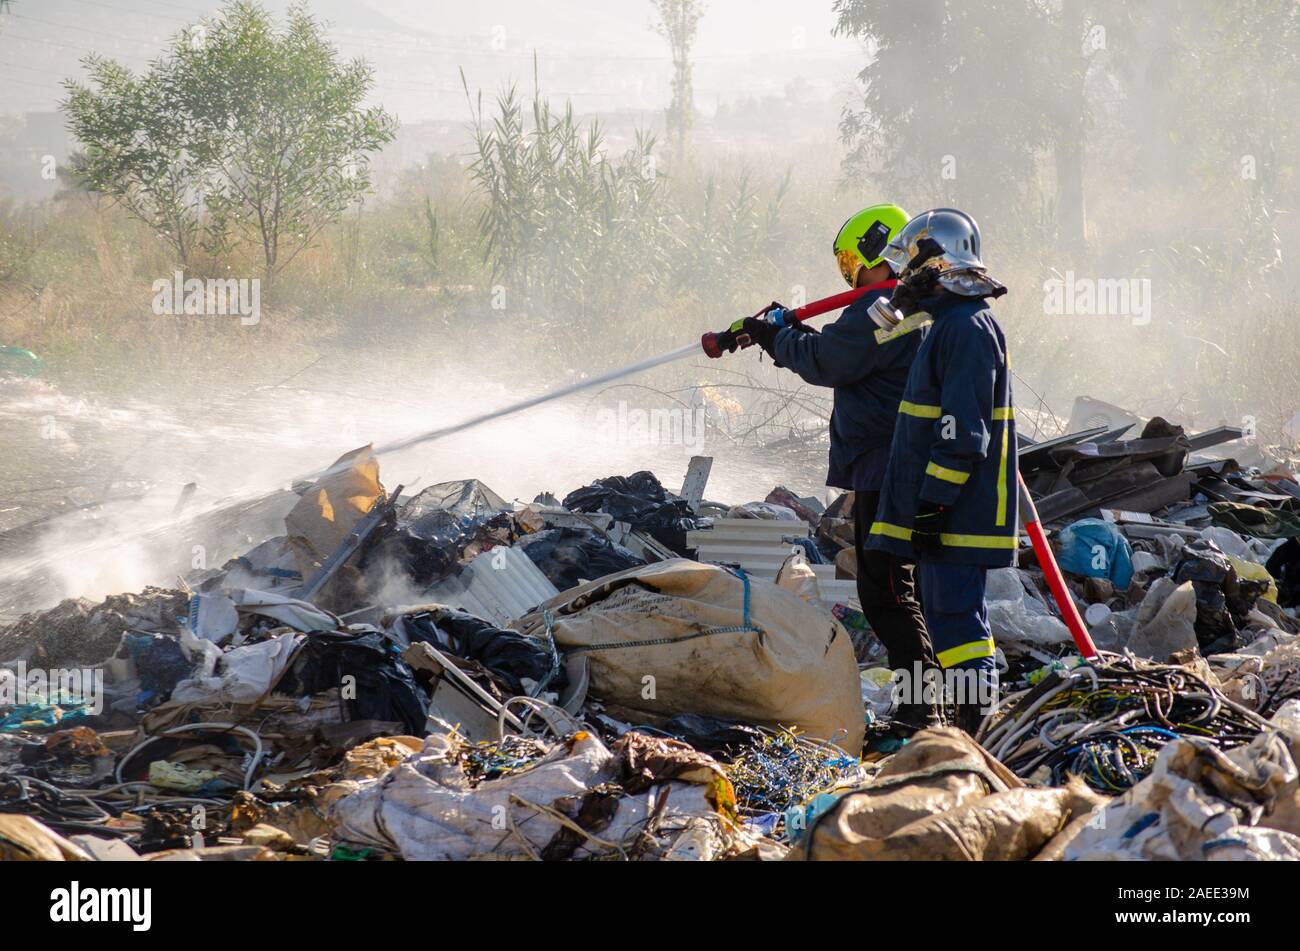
[
  {"xmin": 786, "ymin": 280, "xmax": 897, "ymax": 323},
  {"xmin": 1018, "ymin": 474, "xmax": 1099, "ymax": 660}
]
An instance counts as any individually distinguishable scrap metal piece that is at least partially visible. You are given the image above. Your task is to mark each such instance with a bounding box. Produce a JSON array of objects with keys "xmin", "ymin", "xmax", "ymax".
[
  {"xmin": 423, "ymin": 544, "xmax": 558, "ymax": 626},
  {"xmin": 299, "ymin": 484, "xmax": 404, "ymax": 603},
  {"xmin": 687, "ymin": 518, "xmax": 858, "ymax": 609},
  {"xmin": 613, "ymin": 523, "xmax": 678, "ymax": 563},
  {"xmin": 1185, "ymin": 426, "xmax": 1246, "ymax": 452},
  {"xmin": 1017, "ymin": 426, "xmax": 1109, "ymax": 472},
  {"xmin": 403, "ymin": 640, "xmax": 526, "ymax": 740},
  {"xmin": 678, "ymin": 456, "xmax": 714, "ymax": 513},
  {"xmin": 1065, "ymin": 396, "xmax": 1142, "ymax": 437}
]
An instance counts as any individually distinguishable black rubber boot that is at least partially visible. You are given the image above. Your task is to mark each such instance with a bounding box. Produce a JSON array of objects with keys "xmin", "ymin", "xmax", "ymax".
[
  {"xmin": 891, "ymin": 699, "xmax": 945, "ymax": 735},
  {"xmin": 952, "ymin": 668, "xmax": 999, "ymax": 738},
  {"xmin": 954, "ymin": 702, "xmax": 986, "ymax": 737}
]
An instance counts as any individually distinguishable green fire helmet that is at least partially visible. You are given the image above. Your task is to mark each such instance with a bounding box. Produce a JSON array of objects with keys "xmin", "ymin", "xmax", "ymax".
[{"xmin": 833, "ymin": 203, "xmax": 910, "ymax": 287}]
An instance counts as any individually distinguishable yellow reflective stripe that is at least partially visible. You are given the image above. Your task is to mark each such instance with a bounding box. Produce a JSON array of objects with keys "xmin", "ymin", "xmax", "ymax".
[
  {"xmin": 992, "ymin": 405, "xmax": 1013, "ymax": 525},
  {"xmin": 995, "ymin": 425, "xmax": 1009, "ymax": 526},
  {"xmin": 874, "ymin": 313, "xmax": 931, "ymax": 344},
  {"xmin": 937, "ymin": 638, "xmax": 996, "ymax": 668},
  {"xmin": 869, "ymin": 522, "xmax": 1019, "ymax": 550},
  {"xmin": 925, "ymin": 462, "xmax": 970, "ymax": 485},
  {"xmin": 899, "ymin": 400, "xmax": 942, "ymax": 419},
  {"xmin": 899, "ymin": 404, "xmax": 1011, "ymax": 421},
  {"xmin": 940, "ymin": 532, "xmax": 1019, "ymax": 549}
]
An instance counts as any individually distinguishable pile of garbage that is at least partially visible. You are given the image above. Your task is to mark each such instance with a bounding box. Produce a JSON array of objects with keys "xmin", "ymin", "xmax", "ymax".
[{"xmin": 3, "ymin": 417, "xmax": 1300, "ymax": 863}]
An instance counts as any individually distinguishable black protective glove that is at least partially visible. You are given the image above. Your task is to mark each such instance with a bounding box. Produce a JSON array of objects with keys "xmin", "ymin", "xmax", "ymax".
[
  {"xmin": 741, "ymin": 315, "xmax": 782, "ymax": 356},
  {"xmin": 888, "ymin": 267, "xmax": 941, "ymax": 317},
  {"xmin": 911, "ymin": 499, "xmax": 946, "ymax": 557}
]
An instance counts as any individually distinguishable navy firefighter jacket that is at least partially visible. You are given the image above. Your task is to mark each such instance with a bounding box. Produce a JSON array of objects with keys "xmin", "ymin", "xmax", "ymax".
[
  {"xmin": 772, "ymin": 286, "xmax": 931, "ymax": 490},
  {"xmin": 866, "ymin": 291, "xmax": 1019, "ymax": 567}
]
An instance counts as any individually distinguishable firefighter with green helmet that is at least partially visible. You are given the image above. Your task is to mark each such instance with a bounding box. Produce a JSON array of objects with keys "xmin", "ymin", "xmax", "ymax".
[
  {"xmin": 742, "ymin": 203, "xmax": 942, "ymax": 731},
  {"xmin": 831, "ymin": 203, "xmax": 910, "ymax": 289}
]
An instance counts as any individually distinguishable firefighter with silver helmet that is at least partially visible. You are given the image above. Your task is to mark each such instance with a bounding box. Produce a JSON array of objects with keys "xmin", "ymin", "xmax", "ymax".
[{"xmin": 865, "ymin": 208, "xmax": 1016, "ymax": 734}]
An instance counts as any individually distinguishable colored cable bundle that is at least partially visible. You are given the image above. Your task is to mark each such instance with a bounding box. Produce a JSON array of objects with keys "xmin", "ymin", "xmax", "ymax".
[
  {"xmin": 978, "ymin": 655, "xmax": 1269, "ymax": 793},
  {"xmin": 724, "ymin": 727, "xmax": 862, "ymax": 832},
  {"xmin": 451, "ymin": 733, "xmax": 551, "ymax": 786}
]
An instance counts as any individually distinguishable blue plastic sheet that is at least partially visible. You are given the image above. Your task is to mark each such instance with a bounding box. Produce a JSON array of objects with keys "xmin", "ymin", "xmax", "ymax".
[{"xmin": 1056, "ymin": 517, "xmax": 1134, "ymax": 589}]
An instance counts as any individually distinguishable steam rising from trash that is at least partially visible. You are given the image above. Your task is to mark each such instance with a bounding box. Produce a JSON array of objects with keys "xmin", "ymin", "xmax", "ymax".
[{"xmin": 0, "ymin": 350, "xmax": 815, "ymax": 616}]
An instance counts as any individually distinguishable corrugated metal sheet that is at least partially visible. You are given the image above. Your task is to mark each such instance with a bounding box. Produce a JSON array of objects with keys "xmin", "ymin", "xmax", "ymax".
[
  {"xmin": 688, "ymin": 518, "xmax": 859, "ymax": 609},
  {"xmin": 690, "ymin": 518, "xmax": 813, "ymax": 577},
  {"xmin": 425, "ymin": 546, "xmax": 558, "ymax": 626}
]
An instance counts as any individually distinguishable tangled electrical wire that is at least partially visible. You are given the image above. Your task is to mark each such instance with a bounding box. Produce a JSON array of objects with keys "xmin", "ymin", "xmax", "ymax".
[
  {"xmin": 450, "ymin": 733, "xmax": 551, "ymax": 787},
  {"xmin": 724, "ymin": 727, "xmax": 863, "ymax": 828},
  {"xmin": 0, "ymin": 770, "xmax": 227, "ymax": 840},
  {"xmin": 978, "ymin": 655, "xmax": 1269, "ymax": 793},
  {"xmin": 1256, "ymin": 641, "xmax": 1300, "ymax": 717}
]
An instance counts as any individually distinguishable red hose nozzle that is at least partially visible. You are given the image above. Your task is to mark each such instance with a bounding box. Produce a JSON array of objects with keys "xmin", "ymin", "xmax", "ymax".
[{"xmin": 700, "ymin": 331, "xmax": 725, "ymax": 359}]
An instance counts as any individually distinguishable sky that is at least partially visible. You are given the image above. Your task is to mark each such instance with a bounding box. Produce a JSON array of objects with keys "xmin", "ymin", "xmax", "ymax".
[{"xmin": 0, "ymin": 0, "xmax": 865, "ymax": 121}]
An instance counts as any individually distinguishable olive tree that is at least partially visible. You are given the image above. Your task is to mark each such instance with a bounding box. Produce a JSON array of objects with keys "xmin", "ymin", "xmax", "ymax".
[
  {"xmin": 63, "ymin": 1, "xmax": 396, "ymax": 285},
  {"xmin": 169, "ymin": 2, "xmax": 396, "ymax": 285},
  {"xmin": 64, "ymin": 56, "xmax": 209, "ymax": 265}
]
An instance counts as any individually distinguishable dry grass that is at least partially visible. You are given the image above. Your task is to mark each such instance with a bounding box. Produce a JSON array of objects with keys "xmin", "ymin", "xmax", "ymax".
[{"xmin": 3, "ymin": 149, "xmax": 1297, "ymax": 443}]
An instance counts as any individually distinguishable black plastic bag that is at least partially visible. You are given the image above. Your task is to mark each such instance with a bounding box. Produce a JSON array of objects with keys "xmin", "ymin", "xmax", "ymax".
[
  {"xmin": 278, "ymin": 629, "xmax": 429, "ymax": 735},
  {"xmin": 661, "ymin": 713, "xmax": 763, "ymax": 757},
  {"xmin": 515, "ymin": 527, "xmax": 645, "ymax": 591},
  {"xmin": 365, "ymin": 480, "xmax": 512, "ymax": 587},
  {"xmin": 403, "ymin": 607, "xmax": 564, "ymax": 697},
  {"xmin": 1266, "ymin": 538, "xmax": 1300, "ymax": 608},
  {"xmin": 1172, "ymin": 539, "xmax": 1268, "ymax": 653},
  {"xmin": 562, "ymin": 471, "xmax": 701, "ymax": 555},
  {"xmin": 123, "ymin": 632, "xmax": 194, "ymax": 706}
]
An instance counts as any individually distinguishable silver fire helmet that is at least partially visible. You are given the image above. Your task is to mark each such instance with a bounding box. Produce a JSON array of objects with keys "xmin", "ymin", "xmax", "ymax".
[{"xmin": 882, "ymin": 208, "xmax": 985, "ymax": 277}]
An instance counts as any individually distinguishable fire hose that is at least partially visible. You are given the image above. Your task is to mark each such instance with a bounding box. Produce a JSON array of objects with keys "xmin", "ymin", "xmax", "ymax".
[
  {"xmin": 699, "ymin": 280, "xmax": 897, "ymax": 359},
  {"xmin": 701, "ymin": 286, "xmax": 1100, "ymax": 661}
]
